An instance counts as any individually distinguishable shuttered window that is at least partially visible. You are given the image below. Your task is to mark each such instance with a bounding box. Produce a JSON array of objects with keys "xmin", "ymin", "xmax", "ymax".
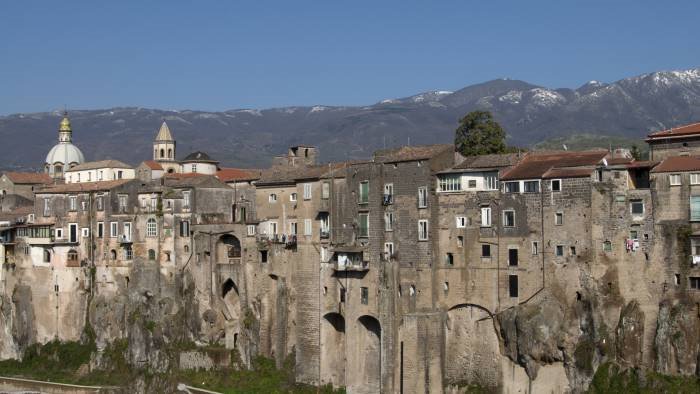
[{"xmin": 691, "ymin": 196, "xmax": 700, "ymax": 221}]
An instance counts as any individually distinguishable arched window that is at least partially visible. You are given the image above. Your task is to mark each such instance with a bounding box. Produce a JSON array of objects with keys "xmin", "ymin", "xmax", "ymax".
[
  {"xmin": 110, "ymin": 249, "xmax": 117, "ymax": 260},
  {"xmin": 160, "ymin": 149, "xmax": 165, "ymax": 158},
  {"xmin": 67, "ymin": 249, "xmax": 78, "ymax": 262},
  {"xmin": 124, "ymin": 246, "xmax": 133, "ymax": 260},
  {"xmin": 154, "ymin": 149, "xmax": 157, "ymax": 159},
  {"xmin": 168, "ymin": 149, "xmax": 172, "ymax": 159},
  {"xmin": 184, "ymin": 245, "xmax": 189, "ymax": 253},
  {"xmin": 146, "ymin": 218, "xmax": 157, "ymax": 237},
  {"xmin": 43, "ymin": 249, "xmax": 51, "ymax": 263},
  {"xmin": 54, "ymin": 164, "xmax": 63, "ymax": 175},
  {"xmin": 148, "ymin": 249, "xmax": 156, "ymax": 260}
]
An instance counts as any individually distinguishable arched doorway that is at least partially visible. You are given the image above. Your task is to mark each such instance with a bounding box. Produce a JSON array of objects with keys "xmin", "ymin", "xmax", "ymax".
[
  {"xmin": 321, "ymin": 313, "xmax": 346, "ymax": 387},
  {"xmin": 444, "ymin": 304, "xmax": 500, "ymax": 389},
  {"xmin": 349, "ymin": 315, "xmax": 381, "ymax": 394},
  {"xmin": 217, "ymin": 234, "xmax": 241, "ymax": 263}
]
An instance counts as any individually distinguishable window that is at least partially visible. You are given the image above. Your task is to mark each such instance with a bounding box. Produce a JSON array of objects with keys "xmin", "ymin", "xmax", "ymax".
[
  {"xmin": 289, "ymin": 221, "xmax": 298, "ymax": 235},
  {"xmin": 692, "ymin": 196, "xmax": 700, "ymax": 221},
  {"xmin": 123, "ymin": 222, "xmax": 132, "ymax": 241},
  {"xmin": 524, "ymin": 180, "xmax": 540, "ymax": 193},
  {"xmin": 110, "ymin": 222, "xmax": 118, "ymax": 237},
  {"xmin": 384, "ymin": 242, "xmax": 394, "ymax": 260},
  {"xmin": 191, "ymin": 164, "xmax": 197, "ymax": 173},
  {"xmin": 418, "ymin": 186, "xmax": 428, "ymax": 208},
  {"xmin": 68, "ymin": 223, "xmax": 78, "ymax": 243},
  {"xmin": 503, "ymin": 210, "xmax": 515, "ymax": 227},
  {"xmin": 97, "ymin": 222, "xmax": 104, "ymax": 238},
  {"xmin": 438, "ymin": 174, "xmax": 461, "ymax": 192},
  {"xmin": 603, "ymin": 241, "xmax": 612, "ymax": 252},
  {"xmin": 691, "ymin": 173, "xmax": 700, "ymax": 185},
  {"xmin": 556, "ymin": 245, "xmax": 564, "ymax": 256},
  {"xmin": 321, "ymin": 246, "xmax": 329, "ymax": 262},
  {"xmin": 125, "ymin": 247, "xmax": 133, "ymax": 260},
  {"xmin": 484, "ymin": 173, "xmax": 498, "ymax": 190},
  {"xmin": 247, "ymin": 224, "xmax": 256, "ymax": 236},
  {"xmin": 361, "ymin": 287, "xmax": 369, "ymax": 305},
  {"xmin": 358, "ymin": 213, "xmax": 369, "ymax": 238},
  {"xmin": 269, "ymin": 193, "xmax": 277, "ymax": 203},
  {"xmin": 269, "ymin": 221, "xmax": 278, "ymax": 235},
  {"xmin": 43, "ymin": 249, "xmax": 51, "ymax": 263},
  {"xmin": 43, "ymin": 198, "xmax": 50, "ymax": 216},
  {"xmin": 532, "ymin": 241, "xmax": 539, "ymax": 255},
  {"xmin": 630, "ymin": 200, "xmax": 644, "ymax": 216},
  {"xmin": 468, "ymin": 179, "xmax": 477, "ymax": 188},
  {"xmin": 150, "ymin": 197, "xmax": 157, "ymax": 211},
  {"xmin": 384, "ymin": 212, "xmax": 394, "ymax": 231},
  {"xmin": 303, "ymin": 183, "xmax": 312, "ymax": 200},
  {"xmin": 409, "ymin": 285, "xmax": 416, "ymax": 296},
  {"xmin": 383, "ymin": 183, "xmax": 393, "ymax": 204},
  {"xmin": 290, "ymin": 192, "xmax": 297, "ymax": 202},
  {"xmin": 445, "ymin": 253, "xmax": 454, "ymax": 266},
  {"xmin": 418, "ymin": 220, "xmax": 429, "ymax": 241},
  {"xmin": 690, "ymin": 277, "xmax": 700, "ymax": 290},
  {"xmin": 675, "ymin": 274, "xmax": 681, "ymax": 285},
  {"xmin": 555, "ymin": 212, "xmax": 563, "ymax": 226},
  {"xmin": 260, "ymin": 250, "xmax": 268, "ymax": 263},
  {"xmin": 456, "ymin": 216, "xmax": 467, "ymax": 228},
  {"xmin": 481, "ymin": 244, "xmax": 491, "ymax": 257},
  {"xmin": 630, "ymin": 229, "xmax": 639, "ymax": 239},
  {"xmin": 504, "ymin": 181, "xmax": 520, "ymax": 193},
  {"xmin": 180, "ymin": 220, "xmax": 190, "ymax": 237},
  {"xmin": 55, "ymin": 228, "xmax": 63, "ymax": 239},
  {"xmin": 146, "ymin": 218, "xmax": 157, "ymax": 237},
  {"xmin": 81, "ymin": 228, "xmax": 89, "ymax": 238},
  {"xmin": 67, "ymin": 249, "xmax": 78, "ymax": 262},
  {"xmin": 509, "ymin": 275, "xmax": 518, "ymax": 298},
  {"xmin": 480, "ymin": 207, "xmax": 491, "ymax": 227},
  {"xmin": 118, "ymin": 194, "xmax": 128, "ymax": 213},
  {"xmin": 322, "ymin": 182, "xmax": 330, "ymax": 199},
  {"xmin": 183, "ymin": 191, "xmax": 191, "ymax": 209},
  {"xmin": 148, "ymin": 249, "xmax": 156, "ymax": 260},
  {"xmin": 508, "ymin": 248, "xmax": 518, "ymax": 266},
  {"xmin": 81, "ymin": 201, "xmax": 87, "ymax": 211},
  {"xmin": 570, "ymin": 246, "xmax": 577, "ymax": 256},
  {"xmin": 551, "ymin": 179, "xmax": 561, "ymax": 192},
  {"xmin": 96, "ymin": 195, "xmax": 104, "ymax": 211},
  {"xmin": 320, "ymin": 213, "xmax": 330, "ymax": 236},
  {"xmin": 304, "ymin": 219, "xmax": 312, "ymax": 236},
  {"xmin": 457, "ymin": 236, "xmax": 464, "ymax": 248},
  {"xmin": 359, "ymin": 181, "xmax": 369, "ymax": 204},
  {"xmin": 669, "ymin": 174, "xmax": 681, "ymax": 186},
  {"xmin": 69, "ymin": 196, "xmax": 77, "ymax": 211}
]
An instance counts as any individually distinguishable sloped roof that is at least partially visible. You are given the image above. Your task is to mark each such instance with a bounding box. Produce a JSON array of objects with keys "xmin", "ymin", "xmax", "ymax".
[
  {"xmin": 256, "ymin": 162, "xmax": 351, "ymax": 185},
  {"xmin": 501, "ymin": 150, "xmax": 608, "ymax": 180},
  {"xmin": 542, "ymin": 167, "xmax": 595, "ymax": 179},
  {"xmin": 67, "ymin": 160, "xmax": 132, "ymax": 172},
  {"xmin": 141, "ymin": 160, "xmax": 164, "ymax": 170},
  {"xmin": 163, "ymin": 174, "xmax": 229, "ymax": 188},
  {"xmin": 651, "ymin": 155, "xmax": 700, "ymax": 173},
  {"xmin": 373, "ymin": 144, "xmax": 452, "ymax": 163},
  {"xmin": 646, "ymin": 122, "xmax": 700, "ymax": 140},
  {"xmin": 216, "ymin": 168, "xmax": 262, "ymax": 182},
  {"xmin": 181, "ymin": 151, "xmax": 218, "ymax": 163},
  {"xmin": 36, "ymin": 179, "xmax": 133, "ymax": 194},
  {"xmin": 2, "ymin": 172, "xmax": 52, "ymax": 184},
  {"xmin": 453, "ymin": 153, "xmax": 521, "ymax": 170},
  {"xmin": 155, "ymin": 121, "xmax": 174, "ymax": 141}
]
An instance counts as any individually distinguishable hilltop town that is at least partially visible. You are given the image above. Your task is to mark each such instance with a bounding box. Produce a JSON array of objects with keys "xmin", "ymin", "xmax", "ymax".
[{"xmin": 0, "ymin": 113, "xmax": 699, "ymax": 393}]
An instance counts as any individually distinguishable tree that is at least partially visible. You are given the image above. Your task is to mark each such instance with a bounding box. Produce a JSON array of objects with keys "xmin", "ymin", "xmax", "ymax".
[
  {"xmin": 454, "ymin": 111, "xmax": 508, "ymax": 156},
  {"xmin": 630, "ymin": 145, "xmax": 642, "ymax": 161}
]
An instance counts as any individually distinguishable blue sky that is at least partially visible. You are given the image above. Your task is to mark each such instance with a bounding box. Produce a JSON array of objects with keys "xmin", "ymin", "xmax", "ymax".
[{"xmin": 1, "ymin": 0, "xmax": 698, "ymax": 115}]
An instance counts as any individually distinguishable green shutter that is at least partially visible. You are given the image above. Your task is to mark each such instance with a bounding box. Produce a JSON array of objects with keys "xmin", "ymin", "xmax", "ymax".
[{"xmin": 691, "ymin": 196, "xmax": 700, "ymax": 221}]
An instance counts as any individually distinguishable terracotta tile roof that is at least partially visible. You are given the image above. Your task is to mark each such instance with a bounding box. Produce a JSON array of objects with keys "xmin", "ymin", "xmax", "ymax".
[
  {"xmin": 216, "ymin": 168, "xmax": 262, "ymax": 182},
  {"xmin": 36, "ymin": 179, "xmax": 133, "ymax": 194},
  {"xmin": 256, "ymin": 162, "xmax": 351, "ymax": 185},
  {"xmin": 67, "ymin": 160, "xmax": 132, "ymax": 172},
  {"xmin": 163, "ymin": 174, "xmax": 229, "ymax": 188},
  {"xmin": 646, "ymin": 122, "xmax": 700, "ymax": 140},
  {"xmin": 623, "ymin": 160, "xmax": 658, "ymax": 169},
  {"xmin": 453, "ymin": 153, "xmax": 521, "ymax": 170},
  {"xmin": 542, "ymin": 167, "xmax": 594, "ymax": 179},
  {"xmin": 2, "ymin": 172, "xmax": 52, "ymax": 185},
  {"xmin": 373, "ymin": 144, "xmax": 452, "ymax": 163},
  {"xmin": 501, "ymin": 150, "xmax": 608, "ymax": 180},
  {"xmin": 142, "ymin": 160, "xmax": 164, "ymax": 170},
  {"xmin": 605, "ymin": 157, "xmax": 635, "ymax": 165},
  {"xmin": 651, "ymin": 156, "xmax": 700, "ymax": 173},
  {"xmin": 0, "ymin": 206, "xmax": 34, "ymax": 222}
]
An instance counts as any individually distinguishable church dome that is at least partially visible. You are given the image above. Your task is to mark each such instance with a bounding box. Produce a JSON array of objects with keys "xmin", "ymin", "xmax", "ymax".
[{"xmin": 45, "ymin": 143, "xmax": 85, "ymax": 166}]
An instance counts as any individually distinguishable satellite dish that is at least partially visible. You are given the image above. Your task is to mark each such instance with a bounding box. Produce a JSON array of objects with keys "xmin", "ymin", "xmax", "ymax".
[
  {"xmin": 602, "ymin": 158, "xmax": 608, "ymax": 167},
  {"xmin": 562, "ymin": 144, "xmax": 568, "ymax": 151}
]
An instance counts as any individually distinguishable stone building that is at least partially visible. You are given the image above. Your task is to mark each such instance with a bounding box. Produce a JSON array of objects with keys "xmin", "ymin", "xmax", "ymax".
[{"xmin": 1, "ymin": 118, "xmax": 700, "ymax": 393}]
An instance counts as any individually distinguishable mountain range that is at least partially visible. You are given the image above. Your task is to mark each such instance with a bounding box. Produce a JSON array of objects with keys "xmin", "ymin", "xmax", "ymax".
[{"xmin": 2, "ymin": 68, "xmax": 700, "ymax": 170}]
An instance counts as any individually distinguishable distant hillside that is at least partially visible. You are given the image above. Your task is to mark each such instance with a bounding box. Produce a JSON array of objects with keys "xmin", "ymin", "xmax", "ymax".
[{"xmin": 1, "ymin": 68, "xmax": 699, "ymax": 170}]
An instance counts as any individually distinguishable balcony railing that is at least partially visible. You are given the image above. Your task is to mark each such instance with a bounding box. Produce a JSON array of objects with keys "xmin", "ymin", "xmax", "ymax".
[
  {"xmin": 320, "ymin": 230, "xmax": 330, "ymax": 239},
  {"xmin": 334, "ymin": 259, "xmax": 369, "ymax": 271},
  {"xmin": 119, "ymin": 235, "xmax": 132, "ymax": 244},
  {"xmin": 382, "ymin": 194, "xmax": 393, "ymax": 206}
]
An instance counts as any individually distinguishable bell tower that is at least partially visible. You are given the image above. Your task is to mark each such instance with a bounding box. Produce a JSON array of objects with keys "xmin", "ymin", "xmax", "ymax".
[{"xmin": 153, "ymin": 121, "xmax": 179, "ymax": 173}]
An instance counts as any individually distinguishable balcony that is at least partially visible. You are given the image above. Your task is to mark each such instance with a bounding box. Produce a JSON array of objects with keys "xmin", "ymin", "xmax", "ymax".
[
  {"xmin": 119, "ymin": 235, "xmax": 132, "ymax": 244},
  {"xmin": 335, "ymin": 259, "xmax": 369, "ymax": 272},
  {"xmin": 320, "ymin": 230, "xmax": 330, "ymax": 239},
  {"xmin": 382, "ymin": 194, "xmax": 393, "ymax": 206},
  {"xmin": 25, "ymin": 237, "xmax": 55, "ymax": 245},
  {"xmin": 285, "ymin": 235, "xmax": 297, "ymax": 249},
  {"xmin": 333, "ymin": 250, "xmax": 368, "ymax": 271}
]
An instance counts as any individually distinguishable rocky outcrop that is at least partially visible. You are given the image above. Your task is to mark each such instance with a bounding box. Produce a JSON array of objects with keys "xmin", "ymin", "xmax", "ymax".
[{"xmin": 654, "ymin": 302, "xmax": 700, "ymax": 376}]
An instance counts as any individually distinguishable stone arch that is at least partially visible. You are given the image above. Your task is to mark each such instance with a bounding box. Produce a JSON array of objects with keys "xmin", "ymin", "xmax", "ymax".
[
  {"xmin": 217, "ymin": 234, "xmax": 241, "ymax": 262},
  {"xmin": 320, "ymin": 313, "xmax": 346, "ymax": 387},
  {"xmin": 348, "ymin": 315, "xmax": 381, "ymax": 394},
  {"xmin": 168, "ymin": 148, "xmax": 172, "ymax": 159},
  {"xmin": 160, "ymin": 148, "xmax": 165, "ymax": 158},
  {"xmin": 221, "ymin": 278, "xmax": 241, "ymax": 323},
  {"xmin": 444, "ymin": 304, "xmax": 501, "ymax": 389}
]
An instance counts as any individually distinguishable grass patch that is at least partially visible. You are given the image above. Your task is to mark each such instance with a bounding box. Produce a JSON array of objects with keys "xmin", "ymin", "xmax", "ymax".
[{"xmin": 588, "ymin": 362, "xmax": 700, "ymax": 394}]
